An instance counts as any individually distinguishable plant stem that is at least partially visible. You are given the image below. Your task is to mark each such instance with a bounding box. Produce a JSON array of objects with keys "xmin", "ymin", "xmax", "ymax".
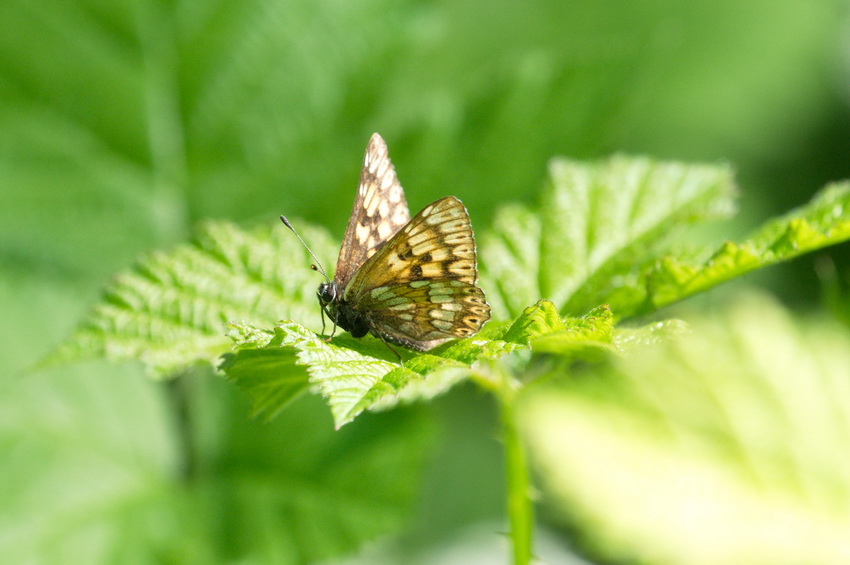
[
  {"xmin": 501, "ymin": 398, "xmax": 533, "ymax": 565},
  {"xmin": 166, "ymin": 375, "xmax": 196, "ymax": 482}
]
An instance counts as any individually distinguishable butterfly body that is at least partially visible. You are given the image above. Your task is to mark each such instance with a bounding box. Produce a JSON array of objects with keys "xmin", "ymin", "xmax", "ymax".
[
  {"xmin": 315, "ymin": 133, "xmax": 490, "ymax": 351},
  {"xmin": 317, "ymin": 280, "xmax": 369, "ymax": 338}
]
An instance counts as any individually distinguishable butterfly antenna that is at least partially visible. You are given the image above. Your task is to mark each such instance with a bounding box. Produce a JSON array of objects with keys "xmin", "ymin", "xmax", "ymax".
[{"xmin": 280, "ymin": 215, "xmax": 330, "ymax": 282}]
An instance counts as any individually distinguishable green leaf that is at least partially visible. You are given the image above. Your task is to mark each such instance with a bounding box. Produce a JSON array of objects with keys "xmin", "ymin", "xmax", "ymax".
[
  {"xmin": 207, "ymin": 395, "xmax": 434, "ymax": 564},
  {"xmin": 528, "ymin": 304, "xmax": 615, "ymax": 355},
  {"xmin": 0, "ymin": 364, "xmax": 201, "ymax": 564},
  {"xmin": 612, "ymin": 318, "xmax": 691, "ymax": 352},
  {"xmin": 48, "ymin": 221, "xmax": 335, "ymax": 378},
  {"xmin": 221, "ymin": 301, "xmax": 627, "ymax": 426},
  {"xmin": 219, "ymin": 348, "xmax": 310, "ymax": 422},
  {"xmin": 222, "ymin": 320, "xmax": 480, "ymax": 428},
  {"xmin": 480, "ymin": 158, "xmax": 850, "ymax": 324},
  {"xmin": 223, "ymin": 302, "xmax": 614, "ymax": 428},
  {"xmin": 223, "ymin": 313, "xmax": 587, "ymax": 427},
  {"xmin": 520, "ymin": 294, "xmax": 850, "ymax": 565},
  {"xmin": 636, "ymin": 181, "xmax": 850, "ymax": 315},
  {"xmin": 479, "ymin": 155, "xmax": 738, "ymax": 320},
  {"xmin": 501, "ymin": 300, "xmax": 616, "ymax": 360},
  {"xmin": 502, "ymin": 300, "xmax": 568, "ymax": 345}
]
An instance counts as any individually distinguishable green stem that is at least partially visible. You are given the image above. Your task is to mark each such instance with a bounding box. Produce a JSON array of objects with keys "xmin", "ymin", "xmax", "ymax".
[
  {"xmin": 501, "ymin": 397, "xmax": 533, "ymax": 565},
  {"xmin": 166, "ymin": 375, "xmax": 196, "ymax": 482},
  {"xmin": 136, "ymin": 0, "xmax": 190, "ymax": 242}
]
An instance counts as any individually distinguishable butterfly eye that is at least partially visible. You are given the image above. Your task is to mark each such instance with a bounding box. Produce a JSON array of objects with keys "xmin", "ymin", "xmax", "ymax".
[{"xmin": 317, "ymin": 282, "xmax": 337, "ymax": 304}]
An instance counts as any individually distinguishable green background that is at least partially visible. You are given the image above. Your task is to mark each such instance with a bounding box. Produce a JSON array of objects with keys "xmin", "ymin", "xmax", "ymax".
[{"xmin": 2, "ymin": 0, "xmax": 849, "ymax": 562}]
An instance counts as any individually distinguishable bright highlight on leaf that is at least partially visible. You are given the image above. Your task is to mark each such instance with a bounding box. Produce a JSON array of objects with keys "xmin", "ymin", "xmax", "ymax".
[{"xmin": 520, "ymin": 295, "xmax": 850, "ymax": 565}]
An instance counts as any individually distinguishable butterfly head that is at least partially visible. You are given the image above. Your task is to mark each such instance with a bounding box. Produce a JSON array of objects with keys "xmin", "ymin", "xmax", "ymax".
[{"xmin": 317, "ymin": 279, "xmax": 338, "ymax": 306}]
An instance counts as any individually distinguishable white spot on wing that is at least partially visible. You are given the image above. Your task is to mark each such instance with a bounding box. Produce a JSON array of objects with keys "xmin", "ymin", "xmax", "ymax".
[
  {"xmin": 377, "ymin": 222, "xmax": 393, "ymax": 239},
  {"xmin": 356, "ymin": 223, "xmax": 370, "ymax": 243}
]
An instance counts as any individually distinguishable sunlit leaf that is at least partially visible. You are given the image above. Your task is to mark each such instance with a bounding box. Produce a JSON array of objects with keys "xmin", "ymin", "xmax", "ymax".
[
  {"xmin": 636, "ymin": 181, "xmax": 850, "ymax": 316},
  {"xmin": 223, "ymin": 320, "xmax": 481, "ymax": 428},
  {"xmin": 521, "ymin": 295, "xmax": 850, "ymax": 565},
  {"xmin": 47, "ymin": 221, "xmax": 334, "ymax": 378},
  {"xmin": 222, "ymin": 302, "xmax": 624, "ymax": 426},
  {"xmin": 479, "ymin": 156, "xmax": 738, "ymax": 320}
]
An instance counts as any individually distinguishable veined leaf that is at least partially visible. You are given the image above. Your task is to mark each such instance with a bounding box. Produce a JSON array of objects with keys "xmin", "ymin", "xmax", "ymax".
[
  {"xmin": 521, "ymin": 294, "xmax": 850, "ymax": 565},
  {"xmin": 47, "ymin": 221, "xmax": 335, "ymax": 378},
  {"xmin": 636, "ymin": 181, "xmax": 850, "ymax": 316},
  {"xmin": 224, "ymin": 320, "xmax": 488, "ymax": 428},
  {"xmin": 221, "ymin": 302, "xmax": 617, "ymax": 426},
  {"xmin": 480, "ymin": 157, "xmax": 850, "ymax": 323},
  {"xmin": 479, "ymin": 155, "xmax": 738, "ymax": 320},
  {"xmin": 501, "ymin": 300, "xmax": 616, "ymax": 359}
]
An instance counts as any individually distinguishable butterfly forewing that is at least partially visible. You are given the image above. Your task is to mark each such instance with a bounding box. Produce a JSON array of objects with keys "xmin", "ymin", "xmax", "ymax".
[
  {"xmin": 333, "ymin": 133, "xmax": 410, "ymax": 288},
  {"xmin": 344, "ymin": 196, "xmax": 478, "ymax": 297}
]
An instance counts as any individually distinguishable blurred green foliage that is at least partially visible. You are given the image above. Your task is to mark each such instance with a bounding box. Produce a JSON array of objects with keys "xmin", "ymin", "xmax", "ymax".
[
  {"xmin": 2, "ymin": 0, "xmax": 850, "ymax": 563},
  {"xmin": 523, "ymin": 295, "xmax": 850, "ymax": 564}
]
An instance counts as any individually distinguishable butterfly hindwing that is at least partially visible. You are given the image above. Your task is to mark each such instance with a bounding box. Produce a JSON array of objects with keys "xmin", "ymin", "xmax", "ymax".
[
  {"xmin": 333, "ymin": 133, "xmax": 410, "ymax": 288},
  {"xmin": 358, "ymin": 280, "xmax": 490, "ymax": 350}
]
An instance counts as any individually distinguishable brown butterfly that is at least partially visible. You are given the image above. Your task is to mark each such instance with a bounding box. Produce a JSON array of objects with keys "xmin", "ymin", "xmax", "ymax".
[{"xmin": 283, "ymin": 133, "xmax": 490, "ymax": 351}]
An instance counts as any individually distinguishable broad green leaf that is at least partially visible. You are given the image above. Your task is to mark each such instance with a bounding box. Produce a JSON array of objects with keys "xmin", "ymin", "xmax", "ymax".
[
  {"xmin": 223, "ymin": 320, "xmax": 487, "ymax": 428},
  {"xmin": 520, "ymin": 295, "xmax": 850, "ymax": 565},
  {"xmin": 222, "ymin": 302, "xmax": 623, "ymax": 426},
  {"xmin": 479, "ymin": 156, "xmax": 738, "ymax": 320},
  {"xmin": 635, "ymin": 181, "xmax": 850, "ymax": 316},
  {"xmin": 219, "ymin": 346, "xmax": 310, "ymax": 422},
  {"xmin": 48, "ymin": 221, "xmax": 334, "ymax": 378},
  {"xmin": 480, "ymin": 158, "xmax": 850, "ymax": 324},
  {"xmin": 204, "ymin": 394, "xmax": 433, "ymax": 564}
]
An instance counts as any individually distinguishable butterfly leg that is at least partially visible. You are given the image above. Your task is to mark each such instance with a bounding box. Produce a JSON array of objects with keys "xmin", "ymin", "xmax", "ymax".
[
  {"xmin": 326, "ymin": 319, "xmax": 338, "ymax": 342},
  {"xmin": 376, "ymin": 335, "xmax": 403, "ymax": 365},
  {"xmin": 318, "ymin": 304, "xmax": 340, "ymax": 342}
]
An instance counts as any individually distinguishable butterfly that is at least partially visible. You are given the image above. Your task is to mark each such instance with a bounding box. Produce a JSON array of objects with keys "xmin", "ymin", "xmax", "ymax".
[{"xmin": 283, "ymin": 133, "xmax": 490, "ymax": 351}]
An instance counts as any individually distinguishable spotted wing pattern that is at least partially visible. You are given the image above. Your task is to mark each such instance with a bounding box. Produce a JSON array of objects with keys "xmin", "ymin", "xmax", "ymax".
[
  {"xmin": 358, "ymin": 280, "xmax": 490, "ymax": 350},
  {"xmin": 333, "ymin": 133, "xmax": 410, "ymax": 288},
  {"xmin": 343, "ymin": 196, "xmax": 490, "ymax": 349},
  {"xmin": 344, "ymin": 196, "xmax": 477, "ymax": 295}
]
